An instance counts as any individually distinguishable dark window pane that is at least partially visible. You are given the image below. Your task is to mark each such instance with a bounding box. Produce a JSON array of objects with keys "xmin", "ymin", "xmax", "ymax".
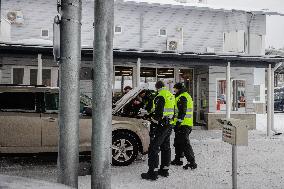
[
  {"xmin": 0, "ymin": 92, "xmax": 36, "ymax": 111},
  {"xmin": 45, "ymin": 93, "xmax": 59, "ymax": 111},
  {"xmin": 13, "ymin": 68, "xmax": 24, "ymax": 84},
  {"xmin": 43, "ymin": 69, "xmax": 51, "ymax": 86},
  {"xmin": 80, "ymin": 67, "xmax": 92, "ymax": 80},
  {"xmin": 30, "ymin": 69, "xmax": 38, "ymax": 85}
]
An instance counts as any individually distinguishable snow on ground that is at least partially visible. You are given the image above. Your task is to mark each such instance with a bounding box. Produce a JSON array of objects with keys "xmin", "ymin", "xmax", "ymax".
[
  {"xmin": 256, "ymin": 113, "xmax": 284, "ymax": 132},
  {"xmin": 1, "ymin": 114, "xmax": 284, "ymax": 189}
]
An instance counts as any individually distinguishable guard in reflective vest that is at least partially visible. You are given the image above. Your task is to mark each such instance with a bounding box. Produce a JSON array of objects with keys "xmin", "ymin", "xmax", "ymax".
[
  {"xmin": 141, "ymin": 81, "xmax": 175, "ymax": 180},
  {"xmin": 171, "ymin": 83, "xmax": 197, "ymax": 170}
]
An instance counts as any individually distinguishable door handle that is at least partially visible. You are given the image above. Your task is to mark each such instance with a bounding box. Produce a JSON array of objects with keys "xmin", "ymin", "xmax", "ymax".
[{"xmin": 44, "ymin": 117, "xmax": 56, "ymax": 122}]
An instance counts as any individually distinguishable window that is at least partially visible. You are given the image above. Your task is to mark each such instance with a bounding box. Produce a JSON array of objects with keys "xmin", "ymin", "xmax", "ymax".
[
  {"xmin": 45, "ymin": 93, "xmax": 59, "ymax": 112},
  {"xmin": 140, "ymin": 67, "xmax": 157, "ymax": 90},
  {"xmin": 13, "ymin": 68, "xmax": 24, "ymax": 84},
  {"xmin": 254, "ymin": 85, "xmax": 261, "ymax": 102},
  {"xmin": 41, "ymin": 29, "xmax": 49, "ymax": 38},
  {"xmin": 29, "ymin": 69, "xmax": 51, "ymax": 86},
  {"xmin": 114, "ymin": 26, "xmax": 122, "ymax": 34},
  {"xmin": 42, "ymin": 69, "xmax": 51, "ymax": 86},
  {"xmin": 216, "ymin": 80, "xmax": 246, "ymax": 112},
  {"xmin": 30, "ymin": 69, "xmax": 37, "ymax": 85},
  {"xmin": 159, "ymin": 28, "xmax": 167, "ymax": 36},
  {"xmin": 0, "ymin": 92, "xmax": 36, "ymax": 111},
  {"xmin": 223, "ymin": 30, "xmax": 245, "ymax": 53}
]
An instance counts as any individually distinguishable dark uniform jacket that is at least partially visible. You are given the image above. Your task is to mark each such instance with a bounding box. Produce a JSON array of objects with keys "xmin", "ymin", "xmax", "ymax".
[{"xmin": 175, "ymin": 88, "xmax": 188, "ymax": 125}]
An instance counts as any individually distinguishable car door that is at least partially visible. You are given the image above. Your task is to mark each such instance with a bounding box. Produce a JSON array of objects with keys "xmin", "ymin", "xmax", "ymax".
[
  {"xmin": 41, "ymin": 93, "xmax": 93, "ymax": 152},
  {"xmin": 0, "ymin": 92, "xmax": 41, "ymax": 151},
  {"xmin": 41, "ymin": 92, "xmax": 59, "ymax": 151}
]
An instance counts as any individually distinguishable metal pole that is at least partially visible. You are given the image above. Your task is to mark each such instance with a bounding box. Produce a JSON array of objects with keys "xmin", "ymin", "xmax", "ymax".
[
  {"xmin": 227, "ymin": 62, "xmax": 237, "ymax": 189},
  {"xmin": 37, "ymin": 54, "xmax": 43, "ymax": 85},
  {"xmin": 271, "ymin": 70, "xmax": 275, "ymax": 133},
  {"xmin": 92, "ymin": 0, "xmax": 114, "ymax": 188},
  {"xmin": 267, "ymin": 64, "xmax": 272, "ymax": 137},
  {"xmin": 137, "ymin": 58, "xmax": 141, "ymax": 87},
  {"xmin": 58, "ymin": 0, "xmax": 82, "ymax": 188},
  {"xmin": 0, "ymin": 0, "xmax": 2, "ymax": 38},
  {"xmin": 271, "ymin": 62, "xmax": 283, "ymax": 134},
  {"xmin": 226, "ymin": 62, "xmax": 231, "ymax": 119}
]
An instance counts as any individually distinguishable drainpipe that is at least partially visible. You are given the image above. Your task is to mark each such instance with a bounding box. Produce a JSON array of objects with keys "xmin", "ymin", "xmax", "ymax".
[
  {"xmin": 271, "ymin": 62, "xmax": 283, "ymax": 135},
  {"xmin": 247, "ymin": 13, "xmax": 254, "ymax": 54},
  {"xmin": 92, "ymin": 0, "xmax": 113, "ymax": 188}
]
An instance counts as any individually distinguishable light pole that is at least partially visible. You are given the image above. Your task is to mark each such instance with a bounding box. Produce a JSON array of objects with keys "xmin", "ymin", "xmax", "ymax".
[{"xmin": 92, "ymin": 0, "xmax": 114, "ymax": 188}]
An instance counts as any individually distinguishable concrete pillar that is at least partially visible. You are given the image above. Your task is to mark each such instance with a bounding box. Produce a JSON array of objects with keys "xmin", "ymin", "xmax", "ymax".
[
  {"xmin": 57, "ymin": 0, "xmax": 82, "ymax": 188},
  {"xmin": 37, "ymin": 54, "xmax": 43, "ymax": 85},
  {"xmin": 136, "ymin": 58, "xmax": 141, "ymax": 87}
]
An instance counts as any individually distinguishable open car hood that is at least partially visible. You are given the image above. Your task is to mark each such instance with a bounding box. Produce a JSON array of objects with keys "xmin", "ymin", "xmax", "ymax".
[
  {"xmin": 80, "ymin": 84, "xmax": 149, "ymax": 115},
  {"xmin": 112, "ymin": 83, "xmax": 149, "ymax": 115}
]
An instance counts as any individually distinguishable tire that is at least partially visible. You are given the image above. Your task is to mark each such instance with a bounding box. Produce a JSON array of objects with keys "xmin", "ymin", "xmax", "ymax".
[{"xmin": 112, "ymin": 131, "xmax": 139, "ymax": 166}]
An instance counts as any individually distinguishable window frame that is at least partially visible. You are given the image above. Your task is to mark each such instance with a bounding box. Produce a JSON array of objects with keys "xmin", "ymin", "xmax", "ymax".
[
  {"xmin": 114, "ymin": 25, "xmax": 122, "ymax": 34},
  {"xmin": 159, "ymin": 28, "xmax": 167, "ymax": 37}
]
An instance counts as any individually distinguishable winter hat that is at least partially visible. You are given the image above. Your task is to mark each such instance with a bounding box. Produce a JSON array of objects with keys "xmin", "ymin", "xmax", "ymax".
[
  {"xmin": 174, "ymin": 82, "xmax": 184, "ymax": 90},
  {"xmin": 155, "ymin": 81, "xmax": 165, "ymax": 89}
]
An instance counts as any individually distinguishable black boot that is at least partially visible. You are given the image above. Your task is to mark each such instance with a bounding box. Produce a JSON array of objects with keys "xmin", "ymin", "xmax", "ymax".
[
  {"xmin": 183, "ymin": 162, "xmax": 197, "ymax": 170},
  {"xmin": 157, "ymin": 169, "xmax": 169, "ymax": 177},
  {"xmin": 171, "ymin": 158, "xmax": 183, "ymax": 166},
  {"xmin": 141, "ymin": 170, "xmax": 158, "ymax": 180}
]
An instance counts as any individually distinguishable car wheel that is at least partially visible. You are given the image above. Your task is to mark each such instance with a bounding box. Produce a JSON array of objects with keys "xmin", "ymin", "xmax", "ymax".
[{"xmin": 112, "ymin": 132, "xmax": 139, "ymax": 166}]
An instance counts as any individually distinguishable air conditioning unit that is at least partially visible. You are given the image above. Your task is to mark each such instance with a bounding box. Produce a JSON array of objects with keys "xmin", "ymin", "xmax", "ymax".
[
  {"xmin": 7, "ymin": 11, "xmax": 24, "ymax": 24},
  {"xmin": 167, "ymin": 38, "xmax": 181, "ymax": 51}
]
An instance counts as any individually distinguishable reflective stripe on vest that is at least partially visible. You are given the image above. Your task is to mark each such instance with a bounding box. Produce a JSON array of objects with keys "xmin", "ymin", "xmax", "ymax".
[
  {"xmin": 174, "ymin": 92, "xmax": 194, "ymax": 127},
  {"xmin": 152, "ymin": 87, "xmax": 175, "ymax": 118}
]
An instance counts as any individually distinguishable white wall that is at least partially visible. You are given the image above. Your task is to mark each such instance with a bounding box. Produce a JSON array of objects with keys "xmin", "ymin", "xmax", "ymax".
[
  {"xmin": 0, "ymin": 19, "xmax": 11, "ymax": 42},
  {"xmin": 253, "ymin": 68, "xmax": 266, "ymax": 103}
]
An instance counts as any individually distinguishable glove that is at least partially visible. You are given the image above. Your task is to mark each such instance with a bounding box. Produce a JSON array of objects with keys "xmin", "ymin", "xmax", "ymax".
[{"xmin": 176, "ymin": 121, "xmax": 181, "ymax": 127}]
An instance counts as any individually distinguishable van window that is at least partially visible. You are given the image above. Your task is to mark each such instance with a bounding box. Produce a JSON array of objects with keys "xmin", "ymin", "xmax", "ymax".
[
  {"xmin": 45, "ymin": 93, "xmax": 59, "ymax": 112},
  {"xmin": 0, "ymin": 92, "xmax": 36, "ymax": 111}
]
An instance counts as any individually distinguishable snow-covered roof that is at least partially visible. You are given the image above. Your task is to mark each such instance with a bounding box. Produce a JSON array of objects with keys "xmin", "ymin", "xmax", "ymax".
[{"xmin": 114, "ymin": 0, "xmax": 284, "ymax": 16}]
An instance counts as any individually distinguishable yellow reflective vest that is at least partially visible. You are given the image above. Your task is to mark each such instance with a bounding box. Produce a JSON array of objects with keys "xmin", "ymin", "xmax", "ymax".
[
  {"xmin": 152, "ymin": 87, "xmax": 175, "ymax": 118},
  {"xmin": 174, "ymin": 92, "xmax": 194, "ymax": 127}
]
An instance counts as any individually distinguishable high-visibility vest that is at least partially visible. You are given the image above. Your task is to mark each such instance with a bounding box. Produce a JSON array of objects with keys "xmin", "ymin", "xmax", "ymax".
[
  {"xmin": 174, "ymin": 92, "xmax": 194, "ymax": 127},
  {"xmin": 152, "ymin": 87, "xmax": 175, "ymax": 118}
]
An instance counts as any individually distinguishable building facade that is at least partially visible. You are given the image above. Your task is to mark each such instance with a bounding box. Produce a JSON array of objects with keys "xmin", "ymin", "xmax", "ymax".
[{"xmin": 1, "ymin": 0, "xmax": 277, "ymax": 127}]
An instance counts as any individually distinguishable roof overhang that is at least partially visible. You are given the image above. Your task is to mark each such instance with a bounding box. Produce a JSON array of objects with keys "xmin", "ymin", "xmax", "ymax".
[{"xmin": 0, "ymin": 43, "xmax": 284, "ymax": 68}]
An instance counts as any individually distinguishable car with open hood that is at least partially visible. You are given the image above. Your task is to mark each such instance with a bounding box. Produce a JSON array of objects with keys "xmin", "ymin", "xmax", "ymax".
[{"xmin": 0, "ymin": 84, "xmax": 150, "ymax": 166}]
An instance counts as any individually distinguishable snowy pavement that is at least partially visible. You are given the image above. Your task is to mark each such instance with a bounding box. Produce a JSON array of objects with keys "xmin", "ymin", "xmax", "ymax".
[{"xmin": 1, "ymin": 114, "xmax": 284, "ymax": 189}]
